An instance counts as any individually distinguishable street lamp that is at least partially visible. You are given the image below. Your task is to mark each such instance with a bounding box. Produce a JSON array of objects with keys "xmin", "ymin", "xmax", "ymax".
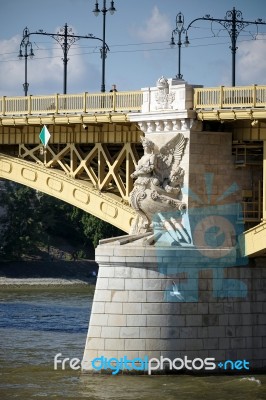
[
  {"xmin": 92, "ymin": 1, "xmax": 116, "ymax": 92},
  {"xmin": 51, "ymin": 23, "xmax": 79, "ymax": 95},
  {"xmin": 185, "ymin": 7, "xmax": 266, "ymax": 86},
  {"xmin": 170, "ymin": 12, "xmax": 187, "ymax": 80},
  {"xmin": 19, "ymin": 25, "xmax": 106, "ymax": 94},
  {"xmin": 18, "ymin": 27, "xmax": 34, "ymax": 96}
]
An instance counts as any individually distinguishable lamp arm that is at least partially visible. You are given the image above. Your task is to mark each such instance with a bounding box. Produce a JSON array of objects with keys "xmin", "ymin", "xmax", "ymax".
[
  {"xmin": 20, "ymin": 31, "xmax": 108, "ymax": 50},
  {"xmin": 186, "ymin": 16, "xmax": 266, "ymax": 34}
]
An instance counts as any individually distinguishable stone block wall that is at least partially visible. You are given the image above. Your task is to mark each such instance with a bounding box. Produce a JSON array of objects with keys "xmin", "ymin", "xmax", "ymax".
[
  {"xmin": 82, "ymin": 127, "xmax": 266, "ymax": 374},
  {"xmin": 82, "ymin": 242, "xmax": 266, "ymax": 372},
  {"xmin": 188, "ymin": 131, "xmax": 251, "ymax": 209}
]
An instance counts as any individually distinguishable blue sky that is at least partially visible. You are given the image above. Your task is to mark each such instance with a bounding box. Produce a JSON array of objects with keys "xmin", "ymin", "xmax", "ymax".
[{"xmin": 1, "ymin": 0, "xmax": 266, "ymax": 96}]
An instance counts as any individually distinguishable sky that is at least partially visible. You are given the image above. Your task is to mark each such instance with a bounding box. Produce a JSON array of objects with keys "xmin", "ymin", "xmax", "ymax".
[{"xmin": 1, "ymin": 0, "xmax": 266, "ymax": 96}]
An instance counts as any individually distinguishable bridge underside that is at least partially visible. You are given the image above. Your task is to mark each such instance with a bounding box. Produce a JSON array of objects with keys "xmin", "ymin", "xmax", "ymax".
[
  {"xmin": 0, "ymin": 154, "xmax": 137, "ymax": 232},
  {"xmin": 1, "ymin": 107, "xmax": 266, "ymax": 255},
  {"xmin": 0, "ymin": 121, "xmax": 142, "ymax": 232}
]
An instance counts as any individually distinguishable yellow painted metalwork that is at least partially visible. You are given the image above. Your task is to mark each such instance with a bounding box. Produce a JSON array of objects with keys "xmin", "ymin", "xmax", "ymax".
[
  {"xmin": 18, "ymin": 141, "xmax": 140, "ymax": 204},
  {"xmin": 0, "ymin": 123, "xmax": 141, "ymax": 145},
  {"xmin": 1, "ymin": 85, "xmax": 266, "ymax": 125},
  {"xmin": 0, "ymin": 114, "xmax": 135, "ymax": 126},
  {"xmin": 230, "ymin": 120, "xmax": 266, "ymax": 141},
  {"xmin": 0, "ymin": 153, "xmax": 137, "ymax": 232},
  {"xmin": 263, "ymin": 141, "xmax": 266, "ymax": 221},
  {"xmin": 0, "ymin": 121, "xmax": 142, "ymax": 231},
  {"xmin": 1, "ymin": 85, "xmax": 266, "ymax": 250},
  {"xmin": 0, "ymin": 91, "xmax": 143, "ymax": 117},
  {"xmin": 194, "ymin": 85, "xmax": 266, "ymax": 109},
  {"xmin": 241, "ymin": 141, "xmax": 266, "ymax": 256},
  {"xmin": 194, "ymin": 85, "xmax": 266, "ymax": 121},
  {"xmin": 241, "ymin": 221, "xmax": 266, "ymax": 256}
]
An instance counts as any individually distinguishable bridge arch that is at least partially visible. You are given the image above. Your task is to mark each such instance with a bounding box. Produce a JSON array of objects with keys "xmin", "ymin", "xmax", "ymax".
[{"xmin": 0, "ymin": 154, "xmax": 136, "ymax": 233}]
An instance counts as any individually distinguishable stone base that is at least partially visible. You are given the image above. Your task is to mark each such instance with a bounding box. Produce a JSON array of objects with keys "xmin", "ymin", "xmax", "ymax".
[{"xmin": 82, "ymin": 235, "xmax": 266, "ymax": 374}]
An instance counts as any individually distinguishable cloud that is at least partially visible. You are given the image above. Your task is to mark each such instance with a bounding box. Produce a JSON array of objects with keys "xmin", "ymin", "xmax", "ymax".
[
  {"xmin": 0, "ymin": 35, "xmax": 24, "ymax": 96},
  {"xmin": 134, "ymin": 6, "xmax": 171, "ymax": 42},
  {"xmin": 236, "ymin": 35, "xmax": 266, "ymax": 84},
  {"xmin": 0, "ymin": 35, "xmax": 66, "ymax": 96}
]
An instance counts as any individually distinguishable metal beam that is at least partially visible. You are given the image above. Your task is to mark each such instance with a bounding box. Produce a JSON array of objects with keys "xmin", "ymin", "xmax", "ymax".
[{"xmin": 0, "ymin": 154, "xmax": 136, "ymax": 232}]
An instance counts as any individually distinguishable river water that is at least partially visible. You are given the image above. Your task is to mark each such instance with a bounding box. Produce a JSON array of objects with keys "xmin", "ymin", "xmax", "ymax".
[{"xmin": 0, "ymin": 286, "xmax": 265, "ymax": 400}]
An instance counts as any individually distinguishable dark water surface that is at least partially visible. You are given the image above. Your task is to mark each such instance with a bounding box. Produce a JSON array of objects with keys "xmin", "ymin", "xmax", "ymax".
[{"xmin": 0, "ymin": 287, "xmax": 265, "ymax": 400}]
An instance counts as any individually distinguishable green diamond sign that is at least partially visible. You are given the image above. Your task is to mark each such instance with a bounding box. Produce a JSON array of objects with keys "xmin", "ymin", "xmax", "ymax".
[{"xmin": 39, "ymin": 125, "xmax": 51, "ymax": 147}]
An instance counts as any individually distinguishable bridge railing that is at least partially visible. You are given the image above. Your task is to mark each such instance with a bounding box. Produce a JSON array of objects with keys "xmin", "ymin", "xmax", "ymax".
[
  {"xmin": 2, "ymin": 85, "xmax": 266, "ymax": 115},
  {"xmin": 0, "ymin": 91, "xmax": 143, "ymax": 116},
  {"xmin": 194, "ymin": 85, "xmax": 266, "ymax": 109}
]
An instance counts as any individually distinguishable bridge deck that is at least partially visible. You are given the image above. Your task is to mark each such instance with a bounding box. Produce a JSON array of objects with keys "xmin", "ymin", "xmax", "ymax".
[{"xmin": 0, "ymin": 85, "xmax": 266, "ymax": 123}]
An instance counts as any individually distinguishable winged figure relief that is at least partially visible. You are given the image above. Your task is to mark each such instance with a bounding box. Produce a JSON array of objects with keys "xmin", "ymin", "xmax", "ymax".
[
  {"xmin": 130, "ymin": 133, "xmax": 191, "ymax": 244},
  {"xmin": 154, "ymin": 133, "xmax": 186, "ymax": 195}
]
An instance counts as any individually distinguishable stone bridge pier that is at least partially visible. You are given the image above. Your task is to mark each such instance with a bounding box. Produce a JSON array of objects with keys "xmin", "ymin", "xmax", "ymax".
[
  {"xmin": 82, "ymin": 234, "xmax": 265, "ymax": 373},
  {"xmin": 82, "ymin": 78, "xmax": 266, "ymax": 373}
]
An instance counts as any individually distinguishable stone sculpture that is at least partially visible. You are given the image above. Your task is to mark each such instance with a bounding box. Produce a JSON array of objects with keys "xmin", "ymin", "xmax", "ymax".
[
  {"xmin": 130, "ymin": 133, "xmax": 191, "ymax": 244},
  {"xmin": 155, "ymin": 76, "xmax": 175, "ymax": 110}
]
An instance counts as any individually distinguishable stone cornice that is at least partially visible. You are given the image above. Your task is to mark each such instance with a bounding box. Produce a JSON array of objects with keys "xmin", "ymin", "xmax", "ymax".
[
  {"xmin": 129, "ymin": 110, "xmax": 196, "ymax": 121},
  {"xmin": 128, "ymin": 110, "xmax": 197, "ymax": 134}
]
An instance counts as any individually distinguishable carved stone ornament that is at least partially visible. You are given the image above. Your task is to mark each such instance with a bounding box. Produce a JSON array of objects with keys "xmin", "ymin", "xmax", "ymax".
[
  {"xmin": 129, "ymin": 133, "xmax": 191, "ymax": 244},
  {"xmin": 138, "ymin": 119, "xmax": 196, "ymax": 134},
  {"xmin": 155, "ymin": 76, "xmax": 175, "ymax": 110}
]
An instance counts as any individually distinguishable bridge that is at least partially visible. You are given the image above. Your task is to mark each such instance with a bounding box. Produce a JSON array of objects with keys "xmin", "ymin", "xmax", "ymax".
[{"xmin": 0, "ymin": 82, "xmax": 266, "ymax": 255}]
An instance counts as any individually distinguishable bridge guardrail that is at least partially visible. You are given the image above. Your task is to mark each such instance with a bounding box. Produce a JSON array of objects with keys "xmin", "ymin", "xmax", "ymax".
[
  {"xmin": 0, "ymin": 91, "xmax": 143, "ymax": 116},
  {"xmin": 2, "ymin": 85, "xmax": 266, "ymax": 116},
  {"xmin": 194, "ymin": 85, "xmax": 266, "ymax": 109}
]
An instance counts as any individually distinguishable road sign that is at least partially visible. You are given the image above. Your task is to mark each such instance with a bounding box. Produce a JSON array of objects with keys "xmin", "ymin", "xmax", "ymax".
[{"xmin": 39, "ymin": 125, "xmax": 51, "ymax": 147}]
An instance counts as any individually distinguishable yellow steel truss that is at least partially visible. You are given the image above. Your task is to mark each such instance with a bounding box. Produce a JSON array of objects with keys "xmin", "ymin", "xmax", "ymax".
[
  {"xmin": 0, "ymin": 85, "xmax": 266, "ymax": 253},
  {"xmin": 0, "ymin": 153, "xmax": 137, "ymax": 232},
  {"xmin": 18, "ymin": 142, "xmax": 139, "ymax": 202},
  {"xmin": 0, "ymin": 122, "xmax": 142, "ymax": 232}
]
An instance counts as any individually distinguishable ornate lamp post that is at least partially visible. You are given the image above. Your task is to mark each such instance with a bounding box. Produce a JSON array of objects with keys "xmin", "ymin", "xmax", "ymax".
[
  {"xmin": 19, "ymin": 25, "xmax": 106, "ymax": 94},
  {"xmin": 185, "ymin": 7, "xmax": 266, "ymax": 86},
  {"xmin": 51, "ymin": 23, "xmax": 79, "ymax": 95},
  {"xmin": 170, "ymin": 12, "xmax": 187, "ymax": 80},
  {"xmin": 92, "ymin": 1, "xmax": 116, "ymax": 92},
  {"xmin": 18, "ymin": 27, "xmax": 34, "ymax": 96}
]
